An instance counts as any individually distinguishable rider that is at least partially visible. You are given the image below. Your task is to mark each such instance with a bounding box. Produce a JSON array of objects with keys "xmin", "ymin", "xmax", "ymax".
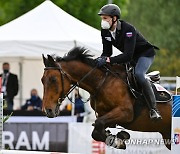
[{"xmin": 97, "ymin": 4, "xmax": 162, "ymax": 120}]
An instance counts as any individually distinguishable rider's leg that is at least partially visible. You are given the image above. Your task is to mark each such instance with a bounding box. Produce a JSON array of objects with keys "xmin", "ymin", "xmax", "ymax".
[
  {"xmin": 141, "ymin": 79, "xmax": 162, "ymax": 119},
  {"xmin": 134, "ymin": 55, "xmax": 162, "ymax": 120}
]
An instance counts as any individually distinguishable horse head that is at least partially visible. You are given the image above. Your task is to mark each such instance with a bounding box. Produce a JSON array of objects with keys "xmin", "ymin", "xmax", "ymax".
[
  {"xmin": 41, "ymin": 47, "xmax": 99, "ymax": 118},
  {"xmin": 41, "ymin": 54, "xmax": 71, "ymax": 118}
]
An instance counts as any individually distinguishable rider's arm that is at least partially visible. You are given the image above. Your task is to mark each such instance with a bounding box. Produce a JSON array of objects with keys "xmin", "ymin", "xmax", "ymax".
[
  {"xmin": 110, "ymin": 27, "xmax": 137, "ymax": 64},
  {"xmin": 101, "ymin": 30, "xmax": 113, "ymax": 57}
]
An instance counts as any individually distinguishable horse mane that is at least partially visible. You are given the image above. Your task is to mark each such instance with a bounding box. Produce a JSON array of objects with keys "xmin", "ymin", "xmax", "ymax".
[
  {"xmin": 54, "ymin": 46, "xmax": 126, "ymax": 73},
  {"xmin": 55, "ymin": 47, "xmax": 96, "ymax": 67}
]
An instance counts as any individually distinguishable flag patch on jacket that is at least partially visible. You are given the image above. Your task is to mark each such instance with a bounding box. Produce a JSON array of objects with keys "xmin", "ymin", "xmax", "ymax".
[{"xmin": 126, "ymin": 32, "xmax": 133, "ymax": 38}]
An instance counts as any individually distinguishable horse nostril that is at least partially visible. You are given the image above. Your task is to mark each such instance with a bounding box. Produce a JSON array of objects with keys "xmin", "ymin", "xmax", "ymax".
[
  {"xmin": 45, "ymin": 108, "xmax": 55, "ymax": 118},
  {"xmin": 46, "ymin": 109, "xmax": 52, "ymax": 114}
]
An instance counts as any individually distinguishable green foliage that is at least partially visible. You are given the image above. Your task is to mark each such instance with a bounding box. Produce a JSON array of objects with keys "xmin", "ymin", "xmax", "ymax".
[
  {"xmin": 3, "ymin": 112, "xmax": 13, "ymax": 123},
  {"xmin": 0, "ymin": 0, "xmax": 129, "ymax": 28},
  {"xmin": 125, "ymin": 0, "xmax": 180, "ymax": 51},
  {"xmin": 125, "ymin": 0, "xmax": 180, "ymax": 76},
  {"xmin": 53, "ymin": 0, "xmax": 129, "ymax": 29},
  {"xmin": 0, "ymin": 0, "xmax": 44, "ymax": 25},
  {"xmin": 2, "ymin": 99, "xmax": 13, "ymax": 123},
  {"xmin": 152, "ymin": 49, "xmax": 180, "ymax": 76}
]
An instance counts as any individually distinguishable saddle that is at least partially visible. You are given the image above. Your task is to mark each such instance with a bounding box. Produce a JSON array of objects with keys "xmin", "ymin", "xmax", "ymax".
[{"xmin": 125, "ymin": 63, "xmax": 172, "ymax": 103}]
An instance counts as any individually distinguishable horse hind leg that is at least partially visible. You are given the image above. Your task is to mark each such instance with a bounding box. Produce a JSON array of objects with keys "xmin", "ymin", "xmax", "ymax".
[{"xmin": 162, "ymin": 133, "xmax": 171, "ymax": 150}]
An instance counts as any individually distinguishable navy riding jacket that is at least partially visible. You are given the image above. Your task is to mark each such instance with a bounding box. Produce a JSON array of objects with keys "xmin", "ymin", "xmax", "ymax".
[{"xmin": 101, "ymin": 20, "xmax": 159, "ymax": 64}]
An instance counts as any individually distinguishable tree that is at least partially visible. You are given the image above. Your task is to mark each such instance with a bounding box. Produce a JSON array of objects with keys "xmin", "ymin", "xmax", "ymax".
[
  {"xmin": 53, "ymin": 0, "xmax": 129, "ymax": 29},
  {"xmin": 0, "ymin": 0, "xmax": 44, "ymax": 25},
  {"xmin": 124, "ymin": 0, "xmax": 180, "ymax": 76}
]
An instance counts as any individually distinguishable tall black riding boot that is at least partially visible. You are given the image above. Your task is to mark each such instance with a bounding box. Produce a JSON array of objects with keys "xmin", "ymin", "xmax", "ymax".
[{"xmin": 142, "ymin": 79, "xmax": 162, "ymax": 120}]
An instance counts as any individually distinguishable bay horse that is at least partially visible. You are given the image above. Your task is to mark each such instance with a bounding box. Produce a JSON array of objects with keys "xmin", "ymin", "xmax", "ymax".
[{"xmin": 41, "ymin": 47, "xmax": 171, "ymax": 150}]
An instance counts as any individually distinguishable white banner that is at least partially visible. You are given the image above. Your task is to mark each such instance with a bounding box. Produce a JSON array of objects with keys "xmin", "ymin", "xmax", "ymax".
[{"xmin": 68, "ymin": 123, "xmax": 170, "ymax": 154}]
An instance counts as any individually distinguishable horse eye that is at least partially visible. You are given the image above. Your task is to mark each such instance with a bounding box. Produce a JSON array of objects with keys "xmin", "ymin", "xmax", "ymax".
[{"xmin": 49, "ymin": 76, "xmax": 57, "ymax": 83}]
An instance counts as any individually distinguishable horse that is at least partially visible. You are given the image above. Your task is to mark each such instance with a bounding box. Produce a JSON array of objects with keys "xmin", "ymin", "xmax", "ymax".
[{"xmin": 41, "ymin": 47, "xmax": 172, "ymax": 150}]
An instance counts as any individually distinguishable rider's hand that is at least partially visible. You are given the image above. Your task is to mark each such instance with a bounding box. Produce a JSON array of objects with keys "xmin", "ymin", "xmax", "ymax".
[{"xmin": 96, "ymin": 56, "xmax": 107, "ymax": 67}]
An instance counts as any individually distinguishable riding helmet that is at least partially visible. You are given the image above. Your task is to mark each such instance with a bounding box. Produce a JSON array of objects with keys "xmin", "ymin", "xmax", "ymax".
[{"xmin": 98, "ymin": 4, "xmax": 121, "ymax": 19}]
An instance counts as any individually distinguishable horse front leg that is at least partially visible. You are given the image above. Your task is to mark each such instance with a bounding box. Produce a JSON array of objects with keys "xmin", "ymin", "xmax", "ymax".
[
  {"xmin": 92, "ymin": 105, "xmax": 133, "ymax": 149},
  {"xmin": 96, "ymin": 105, "xmax": 134, "ymax": 126}
]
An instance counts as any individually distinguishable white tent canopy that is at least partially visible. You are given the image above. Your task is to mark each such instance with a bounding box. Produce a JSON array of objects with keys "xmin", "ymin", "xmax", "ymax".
[
  {"xmin": 0, "ymin": 0, "xmax": 104, "ymax": 58},
  {"xmin": 0, "ymin": 0, "xmax": 119, "ymax": 108}
]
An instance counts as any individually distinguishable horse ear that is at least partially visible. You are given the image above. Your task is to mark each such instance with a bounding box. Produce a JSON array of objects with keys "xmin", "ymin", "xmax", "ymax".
[
  {"xmin": 47, "ymin": 55, "xmax": 56, "ymax": 67},
  {"xmin": 42, "ymin": 54, "xmax": 48, "ymax": 67}
]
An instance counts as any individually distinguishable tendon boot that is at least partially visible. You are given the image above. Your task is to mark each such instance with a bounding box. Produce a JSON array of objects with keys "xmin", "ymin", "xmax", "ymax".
[{"xmin": 142, "ymin": 79, "xmax": 162, "ymax": 120}]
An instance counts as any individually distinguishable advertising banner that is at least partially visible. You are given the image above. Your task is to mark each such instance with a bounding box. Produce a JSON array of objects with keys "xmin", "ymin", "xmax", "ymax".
[
  {"xmin": 172, "ymin": 95, "xmax": 180, "ymax": 153},
  {"xmin": 3, "ymin": 123, "xmax": 68, "ymax": 152}
]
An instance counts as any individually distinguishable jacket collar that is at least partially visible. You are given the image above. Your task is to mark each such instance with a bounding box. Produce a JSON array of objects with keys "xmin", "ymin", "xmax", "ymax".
[{"xmin": 116, "ymin": 20, "xmax": 121, "ymax": 31}]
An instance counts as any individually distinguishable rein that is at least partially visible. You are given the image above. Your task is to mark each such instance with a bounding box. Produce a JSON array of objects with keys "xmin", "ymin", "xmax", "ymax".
[
  {"xmin": 58, "ymin": 64, "xmax": 98, "ymax": 104},
  {"xmin": 44, "ymin": 63, "xmax": 130, "ymax": 118},
  {"xmin": 44, "ymin": 64, "xmax": 98, "ymax": 106}
]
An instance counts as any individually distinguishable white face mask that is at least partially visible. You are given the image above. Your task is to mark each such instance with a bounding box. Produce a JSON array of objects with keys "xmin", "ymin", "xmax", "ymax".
[{"xmin": 101, "ymin": 20, "xmax": 111, "ymax": 29}]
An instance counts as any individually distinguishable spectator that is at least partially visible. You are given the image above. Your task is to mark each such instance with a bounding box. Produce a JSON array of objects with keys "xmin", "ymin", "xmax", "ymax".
[
  {"xmin": 0, "ymin": 62, "xmax": 19, "ymax": 110},
  {"xmin": 60, "ymin": 89, "xmax": 91, "ymax": 121},
  {"xmin": 21, "ymin": 89, "xmax": 42, "ymax": 111},
  {"xmin": 74, "ymin": 89, "xmax": 90, "ymax": 122}
]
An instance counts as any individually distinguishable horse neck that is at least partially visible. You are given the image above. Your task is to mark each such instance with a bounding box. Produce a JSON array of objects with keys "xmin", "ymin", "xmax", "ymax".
[{"xmin": 61, "ymin": 61, "xmax": 104, "ymax": 94}]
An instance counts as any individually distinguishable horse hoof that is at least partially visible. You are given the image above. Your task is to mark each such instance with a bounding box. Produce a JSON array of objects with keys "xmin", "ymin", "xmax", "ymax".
[
  {"xmin": 114, "ymin": 138, "xmax": 126, "ymax": 150},
  {"xmin": 92, "ymin": 129, "xmax": 106, "ymax": 142},
  {"xmin": 105, "ymin": 130, "xmax": 111, "ymax": 136},
  {"xmin": 105, "ymin": 135, "xmax": 126, "ymax": 150},
  {"xmin": 117, "ymin": 131, "xmax": 130, "ymax": 140},
  {"xmin": 105, "ymin": 135, "xmax": 115, "ymax": 146}
]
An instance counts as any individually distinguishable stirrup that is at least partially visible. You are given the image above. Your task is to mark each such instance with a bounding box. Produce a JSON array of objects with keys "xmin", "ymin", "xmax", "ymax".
[{"xmin": 150, "ymin": 109, "xmax": 162, "ymax": 120}]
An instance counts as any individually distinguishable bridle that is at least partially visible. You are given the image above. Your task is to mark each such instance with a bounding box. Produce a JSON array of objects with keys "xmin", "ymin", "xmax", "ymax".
[
  {"xmin": 44, "ymin": 63, "xmax": 98, "ymax": 115},
  {"xmin": 44, "ymin": 64, "xmax": 70, "ymax": 115}
]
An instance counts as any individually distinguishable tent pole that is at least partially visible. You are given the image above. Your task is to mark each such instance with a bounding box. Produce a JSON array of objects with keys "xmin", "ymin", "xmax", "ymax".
[
  {"xmin": 71, "ymin": 40, "xmax": 77, "ymax": 117},
  {"xmin": 108, "ymin": 0, "xmax": 113, "ymax": 4},
  {"xmin": 19, "ymin": 59, "xmax": 23, "ymax": 106},
  {"xmin": 71, "ymin": 90, "xmax": 75, "ymax": 116},
  {"xmin": 74, "ymin": 40, "xmax": 77, "ymax": 47}
]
